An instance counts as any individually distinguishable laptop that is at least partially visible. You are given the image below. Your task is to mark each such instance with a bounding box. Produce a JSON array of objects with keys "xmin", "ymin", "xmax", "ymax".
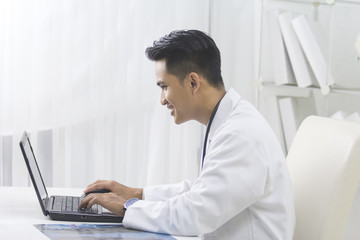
[{"xmin": 19, "ymin": 131, "xmax": 123, "ymax": 223}]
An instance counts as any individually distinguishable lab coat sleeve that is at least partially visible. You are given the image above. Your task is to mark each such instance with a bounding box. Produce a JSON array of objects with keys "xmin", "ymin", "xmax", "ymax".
[
  {"xmin": 143, "ymin": 180, "xmax": 193, "ymax": 201},
  {"xmin": 123, "ymin": 130, "xmax": 270, "ymax": 236}
]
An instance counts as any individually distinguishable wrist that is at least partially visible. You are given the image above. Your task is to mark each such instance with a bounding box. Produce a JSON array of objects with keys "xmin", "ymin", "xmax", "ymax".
[
  {"xmin": 123, "ymin": 198, "xmax": 139, "ymax": 213},
  {"xmin": 134, "ymin": 188, "xmax": 143, "ymax": 200}
]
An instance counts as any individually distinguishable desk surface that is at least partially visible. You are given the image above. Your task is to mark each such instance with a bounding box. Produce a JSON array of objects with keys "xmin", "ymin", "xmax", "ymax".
[{"xmin": 0, "ymin": 187, "xmax": 199, "ymax": 240}]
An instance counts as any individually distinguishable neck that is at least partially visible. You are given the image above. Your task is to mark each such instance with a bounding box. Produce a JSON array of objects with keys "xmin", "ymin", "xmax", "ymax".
[{"xmin": 197, "ymin": 87, "xmax": 226, "ymax": 125}]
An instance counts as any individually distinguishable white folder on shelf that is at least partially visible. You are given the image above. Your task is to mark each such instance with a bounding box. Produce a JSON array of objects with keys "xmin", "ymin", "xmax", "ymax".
[
  {"xmin": 331, "ymin": 111, "xmax": 360, "ymax": 123},
  {"xmin": 291, "ymin": 15, "xmax": 334, "ymax": 94},
  {"xmin": 330, "ymin": 110, "xmax": 349, "ymax": 120},
  {"xmin": 346, "ymin": 112, "xmax": 360, "ymax": 122},
  {"xmin": 267, "ymin": 9, "xmax": 296, "ymax": 86},
  {"xmin": 278, "ymin": 97, "xmax": 298, "ymax": 152},
  {"xmin": 278, "ymin": 12, "xmax": 315, "ymax": 88}
]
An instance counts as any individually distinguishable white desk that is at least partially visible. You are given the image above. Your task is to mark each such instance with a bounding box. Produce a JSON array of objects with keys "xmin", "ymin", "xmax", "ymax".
[{"xmin": 0, "ymin": 187, "xmax": 200, "ymax": 240}]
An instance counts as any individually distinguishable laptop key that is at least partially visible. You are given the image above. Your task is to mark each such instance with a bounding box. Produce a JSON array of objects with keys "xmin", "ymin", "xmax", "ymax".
[
  {"xmin": 64, "ymin": 196, "xmax": 73, "ymax": 212},
  {"xmin": 91, "ymin": 204, "xmax": 98, "ymax": 213},
  {"xmin": 66, "ymin": 196, "xmax": 72, "ymax": 207},
  {"xmin": 53, "ymin": 196, "xmax": 62, "ymax": 211},
  {"xmin": 61, "ymin": 197, "xmax": 66, "ymax": 211},
  {"xmin": 72, "ymin": 197, "xmax": 79, "ymax": 212}
]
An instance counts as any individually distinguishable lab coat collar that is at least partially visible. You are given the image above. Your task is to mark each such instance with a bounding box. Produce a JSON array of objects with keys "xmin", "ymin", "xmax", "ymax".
[{"xmin": 208, "ymin": 88, "xmax": 241, "ymax": 142}]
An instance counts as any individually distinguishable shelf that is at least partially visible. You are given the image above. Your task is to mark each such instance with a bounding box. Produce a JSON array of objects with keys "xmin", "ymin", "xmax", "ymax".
[
  {"xmin": 330, "ymin": 88, "xmax": 360, "ymax": 96},
  {"xmin": 264, "ymin": 0, "xmax": 360, "ymax": 5},
  {"xmin": 258, "ymin": 0, "xmax": 360, "ymax": 154},
  {"xmin": 258, "ymin": 83, "xmax": 360, "ymax": 98},
  {"xmin": 258, "ymin": 83, "xmax": 313, "ymax": 98}
]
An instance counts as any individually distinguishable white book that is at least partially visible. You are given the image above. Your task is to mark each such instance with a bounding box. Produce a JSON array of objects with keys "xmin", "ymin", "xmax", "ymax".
[
  {"xmin": 278, "ymin": 97, "xmax": 298, "ymax": 152},
  {"xmin": 278, "ymin": 12, "xmax": 315, "ymax": 88},
  {"xmin": 330, "ymin": 111, "xmax": 360, "ymax": 123},
  {"xmin": 330, "ymin": 110, "xmax": 349, "ymax": 120},
  {"xmin": 267, "ymin": 10, "xmax": 296, "ymax": 86},
  {"xmin": 291, "ymin": 15, "xmax": 334, "ymax": 94},
  {"xmin": 346, "ymin": 112, "xmax": 360, "ymax": 123}
]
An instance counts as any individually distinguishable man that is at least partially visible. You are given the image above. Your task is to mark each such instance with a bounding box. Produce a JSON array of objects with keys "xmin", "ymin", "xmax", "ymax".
[{"xmin": 79, "ymin": 30, "xmax": 295, "ymax": 239}]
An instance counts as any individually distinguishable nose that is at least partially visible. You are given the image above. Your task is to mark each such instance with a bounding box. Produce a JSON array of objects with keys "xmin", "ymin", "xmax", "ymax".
[{"xmin": 160, "ymin": 91, "xmax": 167, "ymax": 106}]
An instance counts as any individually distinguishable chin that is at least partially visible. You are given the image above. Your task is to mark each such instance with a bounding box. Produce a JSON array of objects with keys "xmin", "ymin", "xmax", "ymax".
[
  {"xmin": 172, "ymin": 111, "xmax": 191, "ymax": 125},
  {"xmin": 174, "ymin": 117, "xmax": 189, "ymax": 125},
  {"xmin": 174, "ymin": 119, "xmax": 183, "ymax": 125}
]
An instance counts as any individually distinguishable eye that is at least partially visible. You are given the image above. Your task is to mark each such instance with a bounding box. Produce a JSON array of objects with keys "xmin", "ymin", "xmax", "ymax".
[{"xmin": 157, "ymin": 81, "xmax": 168, "ymax": 90}]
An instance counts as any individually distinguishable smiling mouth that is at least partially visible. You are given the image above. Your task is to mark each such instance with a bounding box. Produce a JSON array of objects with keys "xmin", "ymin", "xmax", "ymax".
[{"xmin": 167, "ymin": 105, "xmax": 174, "ymax": 116}]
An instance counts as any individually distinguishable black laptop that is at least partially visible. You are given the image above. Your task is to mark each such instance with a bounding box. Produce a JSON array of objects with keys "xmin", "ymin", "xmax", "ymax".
[{"xmin": 19, "ymin": 131, "xmax": 123, "ymax": 223}]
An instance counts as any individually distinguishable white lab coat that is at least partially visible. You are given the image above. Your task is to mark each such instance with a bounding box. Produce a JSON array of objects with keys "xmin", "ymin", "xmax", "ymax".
[{"xmin": 123, "ymin": 88, "xmax": 295, "ymax": 239}]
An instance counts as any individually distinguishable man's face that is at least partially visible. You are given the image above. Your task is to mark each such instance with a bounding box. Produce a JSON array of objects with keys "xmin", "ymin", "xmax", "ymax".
[{"xmin": 155, "ymin": 59, "xmax": 194, "ymax": 124}]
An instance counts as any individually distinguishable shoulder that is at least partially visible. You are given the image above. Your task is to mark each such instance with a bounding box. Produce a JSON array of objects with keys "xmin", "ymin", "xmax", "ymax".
[
  {"xmin": 214, "ymin": 99, "xmax": 281, "ymax": 154},
  {"xmin": 221, "ymin": 99, "xmax": 266, "ymax": 135}
]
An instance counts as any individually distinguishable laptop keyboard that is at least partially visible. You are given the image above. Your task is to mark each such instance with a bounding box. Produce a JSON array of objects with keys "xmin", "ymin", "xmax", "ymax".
[{"xmin": 53, "ymin": 196, "xmax": 100, "ymax": 214}]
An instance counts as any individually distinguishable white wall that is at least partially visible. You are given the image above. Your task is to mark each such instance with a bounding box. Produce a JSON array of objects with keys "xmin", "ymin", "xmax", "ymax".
[{"xmin": 210, "ymin": 0, "xmax": 260, "ymax": 104}]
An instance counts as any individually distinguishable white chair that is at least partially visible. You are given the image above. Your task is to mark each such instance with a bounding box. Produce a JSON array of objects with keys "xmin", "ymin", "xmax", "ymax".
[{"xmin": 286, "ymin": 116, "xmax": 360, "ymax": 240}]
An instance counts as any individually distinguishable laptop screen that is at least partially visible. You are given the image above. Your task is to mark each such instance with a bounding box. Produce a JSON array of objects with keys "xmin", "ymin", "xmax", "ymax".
[{"xmin": 20, "ymin": 132, "xmax": 48, "ymax": 202}]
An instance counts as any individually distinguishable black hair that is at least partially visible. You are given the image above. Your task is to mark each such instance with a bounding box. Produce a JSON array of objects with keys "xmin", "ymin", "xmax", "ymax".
[{"xmin": 145, "ymin": 30, "xmax": 224, "ymax": 88}]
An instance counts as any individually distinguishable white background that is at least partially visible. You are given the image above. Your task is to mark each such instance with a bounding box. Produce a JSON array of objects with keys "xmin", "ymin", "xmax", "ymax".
[{"xmin": 0, "ymin": 0, "xmax": 259, "ymax": 188}]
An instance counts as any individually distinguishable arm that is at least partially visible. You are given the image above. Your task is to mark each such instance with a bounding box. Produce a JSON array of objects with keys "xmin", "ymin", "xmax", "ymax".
[
  {"xmin": 78, "ymin": 179, "xmax": 194, "ymax": 215},
  {"xmin": 123, "ymin": 132, "xmax": 270, "ymax": 236},
  {"xmin": 143, "ymin": 179, "xmax": 193, "ymax": 201}
]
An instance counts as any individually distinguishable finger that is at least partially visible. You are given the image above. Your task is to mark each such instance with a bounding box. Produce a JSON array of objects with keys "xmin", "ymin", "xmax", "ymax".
[
  {"xmin": 87, "ymin": 197, "xmax": 100, "ymax": 209},
  {"xmin": 84, "ymin": 180, "xmax": 109, "ymax": 193},
  {"xmin": 78, "ymin": 202, "xmax": 87, "ymax": 209},
  {"xmin": 78, "ymin": 196, "xmax": 90, "ymax": 209},
  {"xmin": 87, "ymin": 179, "xmax": 105, "ymax": 188},
  {"xmin": 85, "ymin": 180, "xmax": 104, "ymax": 189}
]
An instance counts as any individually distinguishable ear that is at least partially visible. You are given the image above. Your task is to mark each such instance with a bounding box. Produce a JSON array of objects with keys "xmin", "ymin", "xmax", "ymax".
[{"xmin": 188, "ymin": 72, "xmax": 200, "ymax": 94}]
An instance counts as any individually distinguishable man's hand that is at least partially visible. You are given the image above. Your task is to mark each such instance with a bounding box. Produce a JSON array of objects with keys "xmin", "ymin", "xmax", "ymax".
[
  {"xmin": 79, "ymin": 192, "xmax": 126, "ymax": 216},
  {"xmin": 79, "ymin": 180, "xmax": 143, "ymax": 216}
]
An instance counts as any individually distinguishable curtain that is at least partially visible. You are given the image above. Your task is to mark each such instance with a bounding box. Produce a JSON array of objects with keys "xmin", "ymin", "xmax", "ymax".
[
  {"xmin": 0, "ymin": 0, "xmax": 259, "ymax": 188},
  {"xmin": 0, "ymin": 0, "xmax": 210, "ymax": 188}
]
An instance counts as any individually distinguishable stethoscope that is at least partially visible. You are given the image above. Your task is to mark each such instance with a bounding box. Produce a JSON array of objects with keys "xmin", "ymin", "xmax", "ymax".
[{"xmin": 201, "ymin": 98, "xmax": 222, "ymax": 169}]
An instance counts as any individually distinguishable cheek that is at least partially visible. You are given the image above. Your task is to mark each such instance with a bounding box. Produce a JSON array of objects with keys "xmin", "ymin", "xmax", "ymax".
[
  {"xmin": 160, "ymin": 89, "xmax": 170, "ymax": 102},
  {"xmin": 165, "ymin": 90, "xmax": 173, "ymax": 103},
  {"xmin": 160, "ymin": 90, "xmax": 165, "ymax": 100}
]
